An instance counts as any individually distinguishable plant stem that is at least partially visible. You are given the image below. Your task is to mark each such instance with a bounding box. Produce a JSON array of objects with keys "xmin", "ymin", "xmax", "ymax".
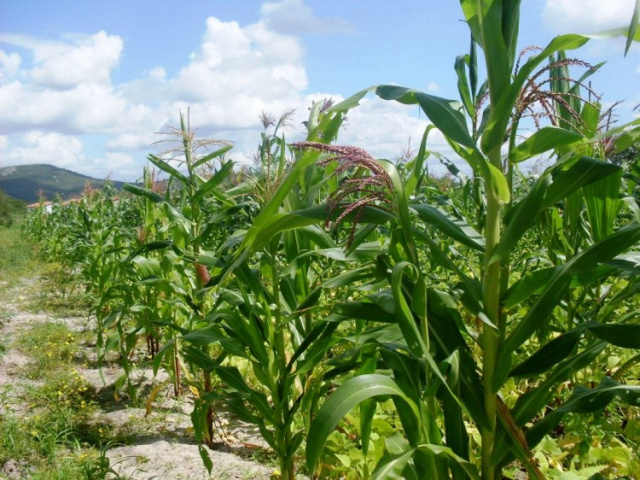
[
  {"xmin": 271, "ymin": 243, "xmax": 294, "ymax": 480},
  {"xmin": 482, "ymin": 161, "xmax": 503, "ymax": 480}
]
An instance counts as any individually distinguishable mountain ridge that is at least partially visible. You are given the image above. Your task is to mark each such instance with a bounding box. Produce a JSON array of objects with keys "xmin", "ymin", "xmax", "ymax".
[{"xmin": 0, "ymin": 164, "xmax": 127, "ymax": 204}]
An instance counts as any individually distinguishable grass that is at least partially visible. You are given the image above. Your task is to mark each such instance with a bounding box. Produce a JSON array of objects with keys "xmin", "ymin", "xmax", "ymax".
[
  {"xmin": 0, "ymin": 219, "xmax": 90, "ymax": 315},
  {"xmin": 0, "ymin": 291, "xmax": 222, "ymax": 479},
  {"xmin": 0, "ymin": 220, "xmax": 38, "ymax": 295},
  {"xmin": 0, "ymin": 317, "xmax": 180, "ymax": 479},
  {"xmin": 30, "ymin": 262, "xmax": 93, "ymax": 316},
  {"xmin": 0, "ymin": 235, "xmax": 137, "ymax": 479},
  {"xmin": 0, "ymin": 323, "xmax": 123, "ymax": 479}
]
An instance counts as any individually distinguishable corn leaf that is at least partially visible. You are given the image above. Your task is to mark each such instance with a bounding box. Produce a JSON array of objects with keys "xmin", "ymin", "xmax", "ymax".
[
  {"xmin": 412, "ymin": 204, "xmax": 485, "ymax": 251},
  {"xmin": 306, "ymin": 374, "xmax": 418, "ymax": 474},
  {"xmin": 509, "ymin": 127, "xmax": 583, "ymax": 164}
]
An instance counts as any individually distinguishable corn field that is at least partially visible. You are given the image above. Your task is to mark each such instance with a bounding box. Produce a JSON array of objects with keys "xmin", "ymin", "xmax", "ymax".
[{"xmin": 22, "ymin": 2, "xmax": 640, "ymax": 479}]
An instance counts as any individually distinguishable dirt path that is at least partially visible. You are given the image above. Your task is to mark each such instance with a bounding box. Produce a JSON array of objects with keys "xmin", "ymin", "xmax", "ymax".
[{"xmin": 0, "ymin": 279, "xmax": 273, "ymax": 480}]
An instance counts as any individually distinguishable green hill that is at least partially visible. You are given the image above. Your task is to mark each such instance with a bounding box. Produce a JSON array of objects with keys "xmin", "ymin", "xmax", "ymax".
[{"xmin": 0, "ymin": 164, "xmax": 126, "ymax": 204}]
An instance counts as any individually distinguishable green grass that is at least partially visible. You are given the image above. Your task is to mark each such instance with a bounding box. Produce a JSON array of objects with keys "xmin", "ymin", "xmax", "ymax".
[
  {"xmin": 0, "ymin": 322, "xmax": 120, "ymax": 479},
  {"xmin": 0, "ymin": 316, "xmax": 199, "ymax": 479},
  {"xmin": 31, "ymin": 262, "xmax": 93, "ymax": 316},
  {"xmin": 0, "ymin": 220, "xmax": 38, "ymax": 292},
  {"xmin": 0, "ymin": 221, "xmax": 90, "ymax": 314}
]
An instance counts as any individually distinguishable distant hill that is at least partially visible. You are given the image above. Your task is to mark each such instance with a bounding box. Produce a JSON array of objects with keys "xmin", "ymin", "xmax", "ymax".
[{"xmin": 0, "ymin": 164, "xmax": 126, "ymax": 204}]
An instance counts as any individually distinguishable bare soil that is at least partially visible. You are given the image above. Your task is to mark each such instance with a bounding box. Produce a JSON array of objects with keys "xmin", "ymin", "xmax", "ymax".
[{"xmin": 0, "ymin": 279, "xmax": 274, "ymax": 480}]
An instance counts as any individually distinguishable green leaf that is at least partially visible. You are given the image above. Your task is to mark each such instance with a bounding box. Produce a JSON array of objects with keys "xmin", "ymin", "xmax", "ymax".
[
  {"xmin": 503, "ymin": 267, "xmax": 554, "ymax": 309},
  {"xmin": 372, "ymin": 449, "xmax": 415, "ymax": 480},
  {"xmin": 509, "ymin": 127, "xmax": 583, "ymax": 164},
  {"xmin": 132, "ymin": 256, "xmax": 162, "ymax": 277},
  {"xmin": 509, "ymin": 329, "xmax": 582, "ymax": 377},
  {"xmin": 248, "ymin": 213, "xmax": 320, "ymax": 253},
  {"xmin": 306, "ymin": 374, "xmax": 417, "ymax": 474},
  {"xmin": 416, "ymin": 444, "xmax": 480, "ymax": 480},
  {"xmin": 192, "ymin": 160, "xmax": 234, "ymax": 204},
  {"xmin": 293, "ymin": 204, "xmax": 395, "ymax": 225},
  {"xmin": 486, "ymin": 161, "xmax": 511, "ymax": 204},
  {"xmin": 455, "ymin": 54, "xmax": 474, "ymax": 117},
  {"xmin": 322, "ymin": 267, "xmax": 378, "ymax": 289},
  {"xmin": 215, "ymin": 365, "xmax": 252, "ymax": 394},
  {"xmin": 584, "ymin": 170, "xmax": 623, "ymax": 242},
  {"xmin": 147, "ymin": 154, "xmax": 190, "ymax": 186},
  {"xmin": 481, "ymin": 34, "xmax": 590, "ymax": 155},
  {"xmin": 125, "ymin": 240, "xmax": 173, "ymax": 262},
  {"xmin": 374, "ymin": 85, "xmax": 474, "ymax": 149},
  {"xmin": 123, "ymin": 184, "xmax": 164, "ymax": 203},
  {"xmin": 181, "ymin": 326, "xmax": 246, "ymax": 357},
  {"xmin": 412, "ymin": 204, "xmax": 485, "ymax": 251},
  {"xmin": 198, "ymin": 444, "xmax": 213, "ymax": 474},
  {"xmin": 333, "ymin": 301, "xmax": 396, "ymax": 323},
  {"xmin": 490, "ymin": 157, "xmax": 622, "ymax": 265},
  {"xmin": 496, "ymin": 223, "xmax": 640, "ymax": 389},
  {"xmin": 625, "ymin": 0, "xmax": 640, "ymax": 55},
  {"xmin": 191, "ymin": 144, "xmax": 234, "ymax": 170},
  {"xmin": 615, "ymin": 126, "xmax": 640, "ymax": 153},
  {"xmin": 527, "ymin": 377, "xmax": 640, "ymax": 448},
  {"xmin": 326, "ymin": 88, "xmax": 370, "ymax": 112},
  {"xmin": 587, "ymin": 323, "xmax": 640, "ymax": 349},
  {"xmin": 391, "ymin": 263, "xmax": 428, "ymax": 358}
]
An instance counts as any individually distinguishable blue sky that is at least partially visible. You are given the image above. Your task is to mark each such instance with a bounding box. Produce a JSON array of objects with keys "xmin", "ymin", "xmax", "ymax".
[{"xmin": 0, "ymin": 0, "xmax": 638, "ymax": 181}]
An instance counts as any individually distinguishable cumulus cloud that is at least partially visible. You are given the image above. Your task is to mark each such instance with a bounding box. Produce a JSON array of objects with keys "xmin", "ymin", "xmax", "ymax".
[
  {"xmin": 542, "ymin": 0, "xmax": 636, "ymax": 34},
  {"xmin": 0, "ymin": 50, "xmax": 20, "ymax": 79},
  {"xmin": 426, "ymin": 82, "xmax": 440, "ymax": 92},
  {"xmin": 0, "ymin": 131, "xmax": 85, "ymax": 167},
  {"xmin": 75, "ymin": 152, "xmax": 138, "ymax": 179},
  {"xmin": 261, "ymin": 0, "xmax": 353, "ymax": 35},
  {"xmin": 0, "ymin": 11, "xmax": 316, "ymax": 177},
  {"xmin": 2, "ymin": 31, "xmax": 122, "ymax": 89},
  {"xmin": 169, "ymin": 16, "xmax": 307, "ymax": 126},
  {"xmin": 0, "ymin": 30, "xmax": 158, "ymax": 137},
  {"xmin": 0, "ymin": 81, "xmax": 159, "ymax": 135},
  {"xmin": 107, "ymin": 133, "xmax": 157, "ymax": 152},
  {"xmin": 0, "ymin": 1, "xmax": 442, "ymax": 180}
]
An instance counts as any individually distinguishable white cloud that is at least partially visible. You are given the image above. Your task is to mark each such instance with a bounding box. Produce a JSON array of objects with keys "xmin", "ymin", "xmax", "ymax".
[
  {"xmin": 0, "ymin": 81, "xmax": 158, "ymax": 135},
  {"xmin": 426, "ymin": 82, "xmax": 440, "ymax": 92},
  {"xmin": 167, "ymin": 17, "xmax": 308, "ymax": 128},
  {"xmin": 0, "ymin": 136, "xmax": 8, "ymax": 150},
  {"xmin": 0, "ymin": 50, "xmax": 20, "ymax": 79},
  {"xmin": 32, "ymin": 31, "xmax": 121, "ymax": 88},
  {"xmin": 0, "ymin": 14, "xmax": 314, "ymax": 177},
  {"xmin": 542, "ymin": 0, "xmax": 635, "ymax": 34},
  {"xmin": 2, "ymin": 31, "xmax": 122, "ymax": 89},
  {"xmin": 107, "ymin": 133, "xmax": 157, "ymax": 152},
  {"xmin": 0, "ymin": 5, "xmax": 439, "ymax": 181},
  {"xmin": 148, "ymin": 67, "xmax": 166, "ymax": 79},
  {"xmin": 75, "ymin": 152, "xmax": 137, "ymax": 179},
  {"xmin": 261, "ymin": 0, "xmax": 353, "ymax": 35},
  {"xmin": 0, "ymin": 33, "xmax": 69, "ymax": 62},
  {"xmin": 0, "ymin": 131, "xmax": 85, "ymax": 167},
  {"xmin": 338, "ymin": 97, "xmax": 430, "ymax": 159}
]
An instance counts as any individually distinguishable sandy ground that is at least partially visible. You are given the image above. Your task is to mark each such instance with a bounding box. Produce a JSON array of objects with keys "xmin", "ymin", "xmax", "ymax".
[{"xmin": 0, "ymin": 279, "xmax": 274, "ymax": 480}]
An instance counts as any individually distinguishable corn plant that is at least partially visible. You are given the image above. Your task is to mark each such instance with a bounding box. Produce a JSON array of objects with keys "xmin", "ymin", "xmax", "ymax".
[
  {"xmin": 296, "ymin": 2, "xmax": 640, "ymax": 479},
  {"xmin": 122, "ymin": 112, "xmax": 241, "ymax": 453},
  {"xmin": 175, "ymin": 100, "xmax": 369, "ymax": 479},
  {"xmin": 20, "ymin": 4, "xmax": 640, "ymax": 478}
]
